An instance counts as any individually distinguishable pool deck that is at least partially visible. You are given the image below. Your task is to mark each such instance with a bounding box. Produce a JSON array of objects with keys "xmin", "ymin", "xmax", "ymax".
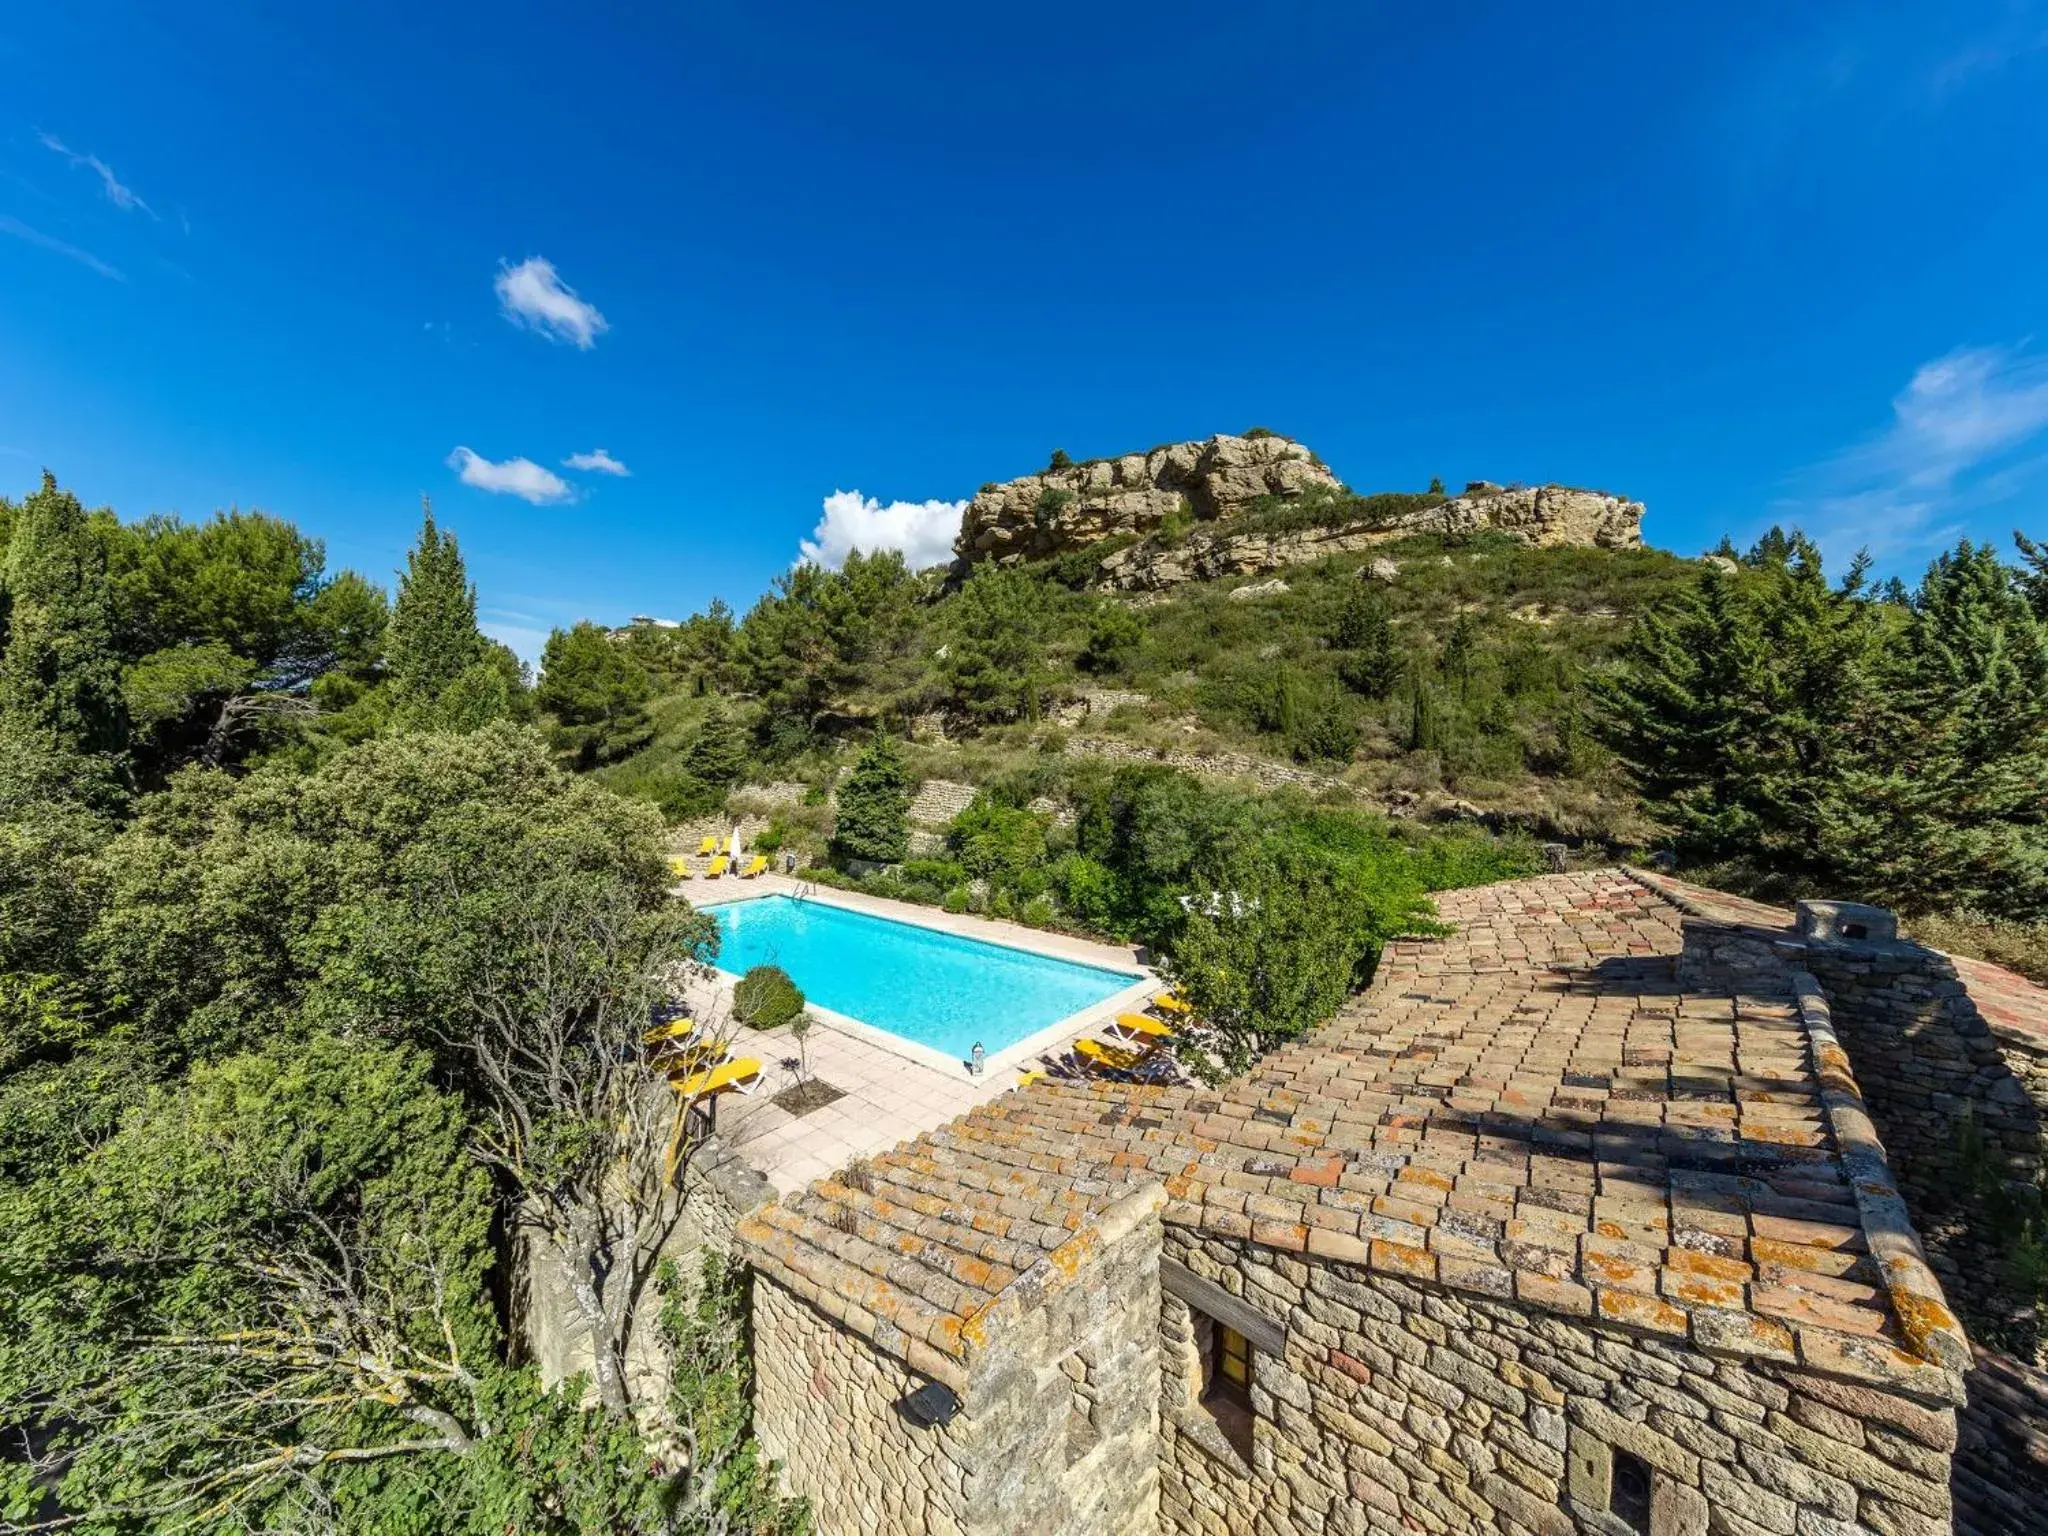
[{"xmin": 669, "ymin": 874, "xmax": 1164, "ymax": 1194}]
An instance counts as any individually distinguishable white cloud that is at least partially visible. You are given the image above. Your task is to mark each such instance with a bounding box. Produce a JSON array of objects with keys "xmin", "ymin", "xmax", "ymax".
[
  {"xmin": 564, "ymin": 448, "xmax": 630, "ymax": 476},
  {"xmin": 447, "ymin": 446, "xmax": 576, "ymax": 505},
  {"xmin": 798, "ymin": 489, "xmax": 966, "ymax": 572},
  {"xmin": 1778, "ymin": 343, "xmax": 2048, "ymax": 563},
  {"xmin": 39, "ymin": 132, "xmax": 154, "ymax": 217},
  {"xmin": 0, "ymin": 214, "xmax": 124, "ymax": 281},
  {"xmin": 494, "ymin": 257, "xmax": 608, "ymax": 349}
]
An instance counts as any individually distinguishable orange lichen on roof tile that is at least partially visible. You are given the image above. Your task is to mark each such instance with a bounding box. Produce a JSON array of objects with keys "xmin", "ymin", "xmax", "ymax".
[{"xmin": 735, "ymin": 869, "xmax": 1979, "ymax": 1402}]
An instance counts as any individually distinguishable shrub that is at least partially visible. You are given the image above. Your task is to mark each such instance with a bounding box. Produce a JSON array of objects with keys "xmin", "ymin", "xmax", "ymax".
[
  {"xmin": 733, "ymin": 965, "xmax": 804, "ymax": 1030},
  {"xmin": 1242, "ymin": 426, "xmax": 1278, "ymax": 440},
  {"xmin": 1047, "ymin": 448, "xmax": 1073, "ymax": 471},
  {"xmin": 947, "ymin": 795, "xmax": 1049, "ymax": 891},
  {"xmin": 1082, "ymin": 603, "xmax": 1145, "ymax": 674},
  {"xmin": 900, "ymin": 858, "xmax": 967, "ymax": 890},
  {"xmin": 941, "ymin": 886, "xmax": 971, "ymax": 914},
  {"xmin": 1020, "ymin": 895, "xmax": 1056, "ymax": 928},
  {"xmin": 1033, "ymin": 487, "xmax": 1077, "ymax": 528},
  {"xmin": 1048, "ymin": 854, "xmax": 1122, "ymax": 930},
  {"xmin": 1036, "ymin": 533, "xmax": 1138, "ymax": 591},
  {"xmin": 1155, "ymin": 501, "xmax": 1195, "ymax": 546}
]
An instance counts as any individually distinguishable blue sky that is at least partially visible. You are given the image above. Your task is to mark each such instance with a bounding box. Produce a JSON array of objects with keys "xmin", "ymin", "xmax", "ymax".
[{"xmin": 3, "ymin": 2, "xmax": 2047, "ymax": 661}]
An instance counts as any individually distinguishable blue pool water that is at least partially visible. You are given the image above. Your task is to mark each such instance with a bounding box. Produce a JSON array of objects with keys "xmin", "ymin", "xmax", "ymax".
[{"xmin": 702, "ymin": 895, "xmax": 1139, "ymax": 1060}]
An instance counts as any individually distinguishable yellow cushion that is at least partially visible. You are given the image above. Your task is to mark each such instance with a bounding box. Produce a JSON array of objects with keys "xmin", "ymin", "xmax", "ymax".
[
  {"xmin": 670, "ymin": 1056, "xmax": 761, "ymax": 1098},
  {"xmin": 1114, "ymin": 1012, "xmax": 1173, "ymax": 1039},
  {"xmin": 1075, "ymin": 1038, "xmax": 1145, "ymax": 1073}
]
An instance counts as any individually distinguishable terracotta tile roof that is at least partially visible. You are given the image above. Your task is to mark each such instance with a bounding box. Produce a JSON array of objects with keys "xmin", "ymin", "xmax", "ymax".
[
  {"xmin": 1633, "ymin": 867, "xmax": 2048, "ymax": 1048},
  {"xmin": 735, "ymin": 870, "xmax": 1982, "ymax": 1403}
]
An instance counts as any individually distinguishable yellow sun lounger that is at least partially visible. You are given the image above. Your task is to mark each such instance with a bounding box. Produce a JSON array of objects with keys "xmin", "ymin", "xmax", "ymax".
[
  {"xmin": 706, "ymin": 855, "xmax": 730, "ymax": 879},
  {"xmin": 697, "ymin": 835, "xmax": 719, "ymax": 856},
  {"xmin": 1107, "ymin": 1012, "xmax": 1174, "ymax": 1045},
  {"xmin": 1017, "ymin": 1068, "xmax": 1047, "ymax": 1087},
  {"xmin": 643, "ymin": 1017, "xmax": 696, "ymax": 1049},
  {"xmin": 669, "ymin": 1056, "xmax": 762, "ymax": 1099},
  {"xmin": 1073, "ymin": 1038, "xmax": 1151, "ymax": 1075},
  {"xmin": 739, "ymin": 855, "xmax": 769, "ymax": 879},
  {"xmin": 668, "ymin": 856, "xmax": 692, "ymax": 878},
  {"xmin": 1149, "ymin": 992, "xmax": 1193, "ymax": 1017}
]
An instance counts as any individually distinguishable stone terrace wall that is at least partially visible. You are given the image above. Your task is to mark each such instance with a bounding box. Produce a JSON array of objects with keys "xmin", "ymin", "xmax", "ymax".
[
  {"xmin": 1158, "ymin": 1227, "xmax": 1956, "ymax": 1536},
  {"xmin": 752, "ymin": 1192, "xmax": 1164, "ymax": 1536}
]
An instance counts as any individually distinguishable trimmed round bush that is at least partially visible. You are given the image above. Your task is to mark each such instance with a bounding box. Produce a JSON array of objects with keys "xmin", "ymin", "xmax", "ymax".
[{"xmin": 733, "ymin": 964, "xmax": 804, "ymax": 1030}]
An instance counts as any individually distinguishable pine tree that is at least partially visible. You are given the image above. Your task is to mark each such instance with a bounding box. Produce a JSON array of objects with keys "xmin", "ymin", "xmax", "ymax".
[
  {"xmin": 535, "ymin": 621, "xmax": 650, "ymax": 765},
  {"xmin": 1824, "ymin": 542, "xmax": 2048, "ymax": 918},
  {"xmin": 385, "ymin": 502, "xmax": 501, "ymax": 731},
  {"xmin": 1589, "ymin": 531, "xmax": 1874, "ymax": 874},
  {"xmin": 2016, "ymin": 530, "xmax": 2048, "ymax": 620},
  {"xmin": 684, "ymin": 700, "xmax": 750, "ymax": 788},
  {"xmin": 0, "ymin": 473, "xmax": 128, "ymax": 765},
  {"xmin": 831, "ymin": 731, "xmax": 911, "ymax": 865},
  {"xmin": 1334, "ymin": 588, "xmax": 1403, "ymax": 700},
  {"xmin": 940, "ymin": 566, "xmax": 1046, "ymax": 721}
]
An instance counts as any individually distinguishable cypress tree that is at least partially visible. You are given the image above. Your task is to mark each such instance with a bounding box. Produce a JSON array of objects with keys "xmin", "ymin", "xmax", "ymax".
[
  {"xmin": 386, "ymin": 502, "xmax": 501, "ymax": 730},
  {"xmin": 1406, "ymin": 675, "xmax": 1439, "ymax": 753},
  {"xmin": 831, "ymin": 731, "xmax": 911, "ymax": 865},
  {"xmin": 0, "ymin": 472, "xmax": 128, "ymax": 763}
]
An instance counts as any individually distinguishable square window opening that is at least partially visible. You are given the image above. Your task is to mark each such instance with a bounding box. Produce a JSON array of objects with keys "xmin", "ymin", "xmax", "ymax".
[
  {"xmin": 1611, "ymin": 1448, "xmax": 1652, "ymax": 1534},
  {"xmin": 1198, "ymin": 1319, "xmax": 1254, "ymax": 1460}
]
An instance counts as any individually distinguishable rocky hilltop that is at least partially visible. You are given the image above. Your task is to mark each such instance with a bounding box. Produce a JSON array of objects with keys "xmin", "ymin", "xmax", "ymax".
[
  {"xmin": 949, "ymin": 432, "xmax": 1644, "ymax": 587},
  {"xmin": 951, "ymin": 433, "xmax": 1339, "ymax": 572},
  {"xmin": 1095, "ymin": 480, "xmax": 1645, "ymax": 591}
]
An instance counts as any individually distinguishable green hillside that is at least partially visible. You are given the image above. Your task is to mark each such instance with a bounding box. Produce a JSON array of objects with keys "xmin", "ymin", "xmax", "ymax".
[
  {"xmin": 591, "ymin": 528, "xmax": 1700, "ymax": 846},
  {"xmin": 537, "ymin": 511, "xmax": 2048, "ymax": 984}
]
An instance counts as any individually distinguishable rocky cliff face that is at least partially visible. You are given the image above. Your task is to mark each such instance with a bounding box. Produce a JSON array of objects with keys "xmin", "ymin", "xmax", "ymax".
[
  {"xmin": 951, "ymin": 433, "xmax": 1339, "ymax": 572},
  {"xmin": 1434, "ymin": 481, "xmax": 1644, "ymax": 550},
  {"xmin": 949, "ymin": 433, "xmax": 1645, "ymax": 589},
  {"xmin": 1092, "ymin": 480, "xmax": 1644, "ymax": 591}
]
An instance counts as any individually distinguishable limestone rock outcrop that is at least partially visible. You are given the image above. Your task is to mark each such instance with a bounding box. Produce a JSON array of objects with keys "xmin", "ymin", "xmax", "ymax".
[
  {"xmin": 951, "ymin": 433, "xmax": 1339, "ymax": 572},
  {"xmin": 1092, "ymin": 480, "xmax": 1644, "ymax": 592},
  {"xmin": 1436, "ymin": 481, "xmax": 1643, "ymax": 551}
]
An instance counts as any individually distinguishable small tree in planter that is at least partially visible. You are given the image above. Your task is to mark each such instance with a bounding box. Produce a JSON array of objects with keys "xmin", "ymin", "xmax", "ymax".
[
  {"xmin": 732, "ymin": 964, "xmax": 804, "ymax": 1030},
  {"xmin": 832, "ymin": 731, "xmax": 911, "ymax": 866}
]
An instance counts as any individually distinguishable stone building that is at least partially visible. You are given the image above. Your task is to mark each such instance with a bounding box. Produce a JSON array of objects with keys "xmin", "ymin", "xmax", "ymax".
[{"xmin": 734, "ymin": 869, "xmax": 2048, "ymax": 1534}]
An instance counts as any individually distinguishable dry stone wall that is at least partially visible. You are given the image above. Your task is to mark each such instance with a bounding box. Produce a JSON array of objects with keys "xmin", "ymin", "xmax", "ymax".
[
  {"xmin": 909, "ymin": 778, "xmax": 981, "ymax": 829},
  {"xmin": 1067, "ymin": 735, "xmax": 1344, "ymax": 794},
  {"xmin": 1157, "ymin": 1228, "xmax": 1955, "ymax": 1536}
]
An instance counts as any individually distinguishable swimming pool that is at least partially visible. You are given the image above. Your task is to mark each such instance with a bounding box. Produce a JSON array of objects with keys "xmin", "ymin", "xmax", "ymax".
[{"xmin": 702, "ymin": 895, "xmax": 1141, "ymax": 1061}]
